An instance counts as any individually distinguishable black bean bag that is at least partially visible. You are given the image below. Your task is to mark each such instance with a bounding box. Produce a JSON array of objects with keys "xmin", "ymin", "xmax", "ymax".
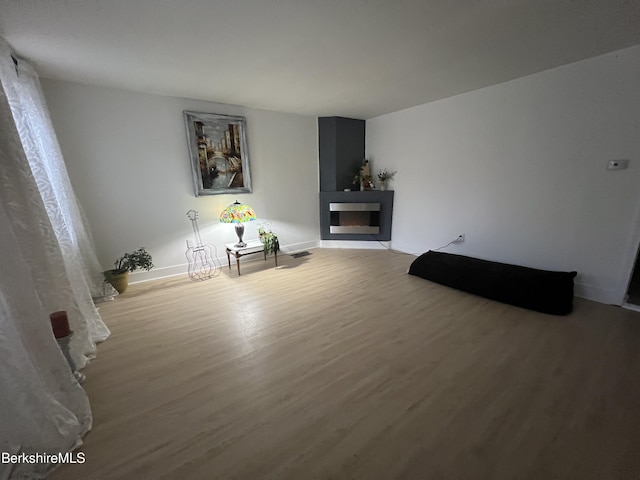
[{"xmin": 408, "ymin": 250, "xmax": 577, "ymax": 315}]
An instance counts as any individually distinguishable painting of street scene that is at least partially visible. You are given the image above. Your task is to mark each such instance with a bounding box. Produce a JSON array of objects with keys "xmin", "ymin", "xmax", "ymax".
[{"xmin": 184, "ymin": 112, "xmax": 252, "ymax": 196}]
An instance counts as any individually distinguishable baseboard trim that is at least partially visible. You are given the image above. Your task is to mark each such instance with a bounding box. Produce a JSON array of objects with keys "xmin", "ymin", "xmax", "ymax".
[
  {"xmin": 129, "ymin": 263, "xmax": 189, "ymax": 284},
  {"xmin": 574, "ymin": 282, "xmax": 622, "ymax": 306},
  {"xmin": 320, "ymin": 240, "xmax": 389, "ymax": 249},
  {"xmin": 622, "ymin": 302, "xmax": 640, "ymax": 313},
  {"xmin": 280, "ymin": 240, "xmax": 321, "ymax": 254}
]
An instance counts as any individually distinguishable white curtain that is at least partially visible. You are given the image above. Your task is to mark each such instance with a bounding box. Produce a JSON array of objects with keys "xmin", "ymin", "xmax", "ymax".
[{"xmin": 0, "ymin": 38, "xmax": 110, "ymax": 478}]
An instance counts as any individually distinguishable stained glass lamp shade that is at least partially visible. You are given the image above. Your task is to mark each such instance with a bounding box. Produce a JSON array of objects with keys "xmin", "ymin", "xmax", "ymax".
[{"xmin": 220, "ymin": 200, "xmax": 256, "ymax": 247}]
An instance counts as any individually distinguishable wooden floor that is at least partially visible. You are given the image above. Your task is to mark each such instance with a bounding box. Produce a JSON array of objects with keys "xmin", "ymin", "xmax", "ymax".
[{"xmin": 51, "ymin": 248, "xmax": 640, "ymax": 480}]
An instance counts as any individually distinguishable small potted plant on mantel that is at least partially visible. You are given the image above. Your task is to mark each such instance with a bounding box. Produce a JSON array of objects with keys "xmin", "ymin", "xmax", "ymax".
[
  {"xmin": 103, "ymin": 247, "xmax": 154, "ymax": 294},
  {"xmin": 353, "ymin": 172, "xmax": 374, "ymax": 191},
  {"xmin": 377, "ymin": 169, "xmax": 397, "ymax": 191}
]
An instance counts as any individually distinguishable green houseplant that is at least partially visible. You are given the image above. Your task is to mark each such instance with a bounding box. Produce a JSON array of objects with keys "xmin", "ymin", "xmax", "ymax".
[
  {"xmin": 377, "ymin": 169, "xmax": 397, "ymax": 191},
  {"xmin": 353, "ymin": 172, "xmax": 374, "ymax": 191},
  {"xmin": 104, "ymin": 247, "xmax": 154, "ymax": 294},
  {"xmin": 258, "ymin": 226, "xmax": 280, "ymax": 256}
]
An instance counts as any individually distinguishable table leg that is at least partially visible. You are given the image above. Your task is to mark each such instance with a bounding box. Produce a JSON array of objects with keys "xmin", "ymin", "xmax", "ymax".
[
  {"xmin": 236, "ymin": 255, "xmax": 241, "ymax": 276},
  {"xmin": 275, "ymin": 250, "xmax": 278, "ymax": 267},
  {"xmin": 226, "ymin": 249, "xmax": 231, "ymax": 270}
]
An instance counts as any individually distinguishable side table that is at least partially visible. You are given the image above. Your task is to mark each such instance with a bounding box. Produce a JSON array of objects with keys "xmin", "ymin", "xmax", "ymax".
[{"xmin": 225, "ymin": 239, "xmax": 278, "ymax": 276}]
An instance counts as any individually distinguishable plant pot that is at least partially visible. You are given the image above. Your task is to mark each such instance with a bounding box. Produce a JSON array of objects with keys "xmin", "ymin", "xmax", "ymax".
[{"xmin": 104, "ymin": 270, "xmax": 129, "ymax": 294}]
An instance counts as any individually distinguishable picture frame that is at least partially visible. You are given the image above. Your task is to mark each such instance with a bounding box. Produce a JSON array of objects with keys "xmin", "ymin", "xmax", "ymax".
[{"xmin": 184, "ymin": 111, "xmax": 252, "ymax": 196}]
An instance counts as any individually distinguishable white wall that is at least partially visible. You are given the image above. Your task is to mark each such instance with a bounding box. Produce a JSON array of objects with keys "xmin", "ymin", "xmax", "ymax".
[
  {"xmin": 367, "ymin": 45, "xmax": 640, "ymax": 305},
  {"xmin": 42, "ymin": 80, "xmax": 320, "ymax": 281}
]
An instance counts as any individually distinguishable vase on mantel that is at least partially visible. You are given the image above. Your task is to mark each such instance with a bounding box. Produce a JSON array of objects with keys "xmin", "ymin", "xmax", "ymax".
[{"xmin": 379, "ymin": 180, "xmax": 387, "ymax": 191}]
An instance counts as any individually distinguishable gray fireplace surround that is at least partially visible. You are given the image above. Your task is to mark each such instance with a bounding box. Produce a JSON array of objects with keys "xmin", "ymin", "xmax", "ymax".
[
  {"xmin": 320, "ymin": 190, "xmax": 394, "ymax": 241},
  {"xmin": 318, "ymin": 116, "xmax": 394, "ymax": 241}
]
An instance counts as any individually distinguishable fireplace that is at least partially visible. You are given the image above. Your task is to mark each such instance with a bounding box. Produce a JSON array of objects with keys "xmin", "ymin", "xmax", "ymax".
[
  {"xmin": 320, "ymin": 191, "xmax": 393, "ymax": 240},
  {"xmin": 329, "ymin": 202, "xmax": 380, "ymax": 234},
  {"xmin": 318, "ymin": 116, "xmax": 394, "ymax": 241}
]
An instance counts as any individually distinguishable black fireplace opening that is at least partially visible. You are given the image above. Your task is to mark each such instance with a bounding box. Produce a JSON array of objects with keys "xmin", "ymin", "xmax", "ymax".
[
  {"xmin": 329, "ymin": 202, "xmax": 380, "ymax": 234},
  {"xmin": 320, "ymin": 191, "xmax": 393, "ymax": 241},
  {"xmin": 330, "ymin": 210, "xmax": 381, "ymax": 228}
]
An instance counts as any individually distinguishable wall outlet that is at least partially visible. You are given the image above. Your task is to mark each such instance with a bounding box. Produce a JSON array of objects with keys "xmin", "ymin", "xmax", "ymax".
[
  {"xmin": 607, "ymin": 159, "xmax": 629, "ymax": 170},
  {"xmin": 455, "ymin": 233, "xmax": 465, "ymax": 243}
]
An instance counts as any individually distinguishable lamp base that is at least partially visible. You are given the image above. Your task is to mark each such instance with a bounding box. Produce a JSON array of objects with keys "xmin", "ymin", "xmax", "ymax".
[{"xmin": 234, "ymin": 223, "xmax": 246, "ymax": 247}]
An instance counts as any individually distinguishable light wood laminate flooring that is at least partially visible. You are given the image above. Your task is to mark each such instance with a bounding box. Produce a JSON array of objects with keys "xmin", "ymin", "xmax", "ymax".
[{"xmin": 51, "ymin": 248, "xmax": 640, "ymax": 479}]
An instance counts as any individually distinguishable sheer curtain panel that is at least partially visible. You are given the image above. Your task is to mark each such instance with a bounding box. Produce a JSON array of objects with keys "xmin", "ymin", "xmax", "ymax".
[
  {"xmin": 0, "ymin": 38, "xmax": 110, "ymax": 368},
  {"xmin": 0, "ymin": 37, "xmax": 110, "ymax": 478}
]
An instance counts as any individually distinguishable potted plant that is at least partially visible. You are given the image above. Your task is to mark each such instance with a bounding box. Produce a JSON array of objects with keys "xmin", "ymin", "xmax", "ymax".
[
  {"xmin": 377, "ymin": 169, "xmax": 397, "ymax": 191},
  {"xmin": 258, "ymin": 226, "xmax": 280, "ymax": 256},
  {"xmin": 353, "ymin": 172, "xmax": 374, "ymax": 191},
  {"xmin": 103, "ymin": 247, "xmax": 154, "ymax": 294}
]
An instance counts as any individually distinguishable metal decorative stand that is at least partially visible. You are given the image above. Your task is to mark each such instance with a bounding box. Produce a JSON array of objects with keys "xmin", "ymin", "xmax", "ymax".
[
  {"xmin": 50, "ymin": 311, "xmax": 85, "ymax": 383},
  {"xmin": 57, "ymin": 334, "xmax": 86, "ymax": 383},
  {"xmin": 185, "ymin": 209, "xmax": 220, "ymax": 281},
  {"xmin": 94, "ymin": 279, "xmax": 117, "ymax": 303}
]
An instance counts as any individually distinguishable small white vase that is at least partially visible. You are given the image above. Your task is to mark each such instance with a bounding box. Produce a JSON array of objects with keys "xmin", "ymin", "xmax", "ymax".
[{"xmin": 379, "ymin": 180, "xmax": 387, "ymax": 191}]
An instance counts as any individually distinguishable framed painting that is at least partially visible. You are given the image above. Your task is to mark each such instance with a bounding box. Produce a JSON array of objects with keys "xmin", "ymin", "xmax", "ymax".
[{"xmin": 184, "ymin": 111, "xmax": 252, "ymax": 196}]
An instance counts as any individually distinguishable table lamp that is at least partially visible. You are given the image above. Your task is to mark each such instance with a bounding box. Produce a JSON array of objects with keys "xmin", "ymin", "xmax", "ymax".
[{"xmin": 220, "ymin": 200, "xmax": 256, "ymax": 247}]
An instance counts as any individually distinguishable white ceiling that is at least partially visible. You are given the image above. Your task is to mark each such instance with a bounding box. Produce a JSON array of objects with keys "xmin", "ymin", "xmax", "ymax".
[{"xmin": 1, "ymin": 0, "xmax": 639, "ymax": 119}]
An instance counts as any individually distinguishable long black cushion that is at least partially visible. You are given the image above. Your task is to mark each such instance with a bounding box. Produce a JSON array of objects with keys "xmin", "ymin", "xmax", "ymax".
[{"xmin": 408, "ymin": 250, "xmax": 577, "ymax": 315}]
